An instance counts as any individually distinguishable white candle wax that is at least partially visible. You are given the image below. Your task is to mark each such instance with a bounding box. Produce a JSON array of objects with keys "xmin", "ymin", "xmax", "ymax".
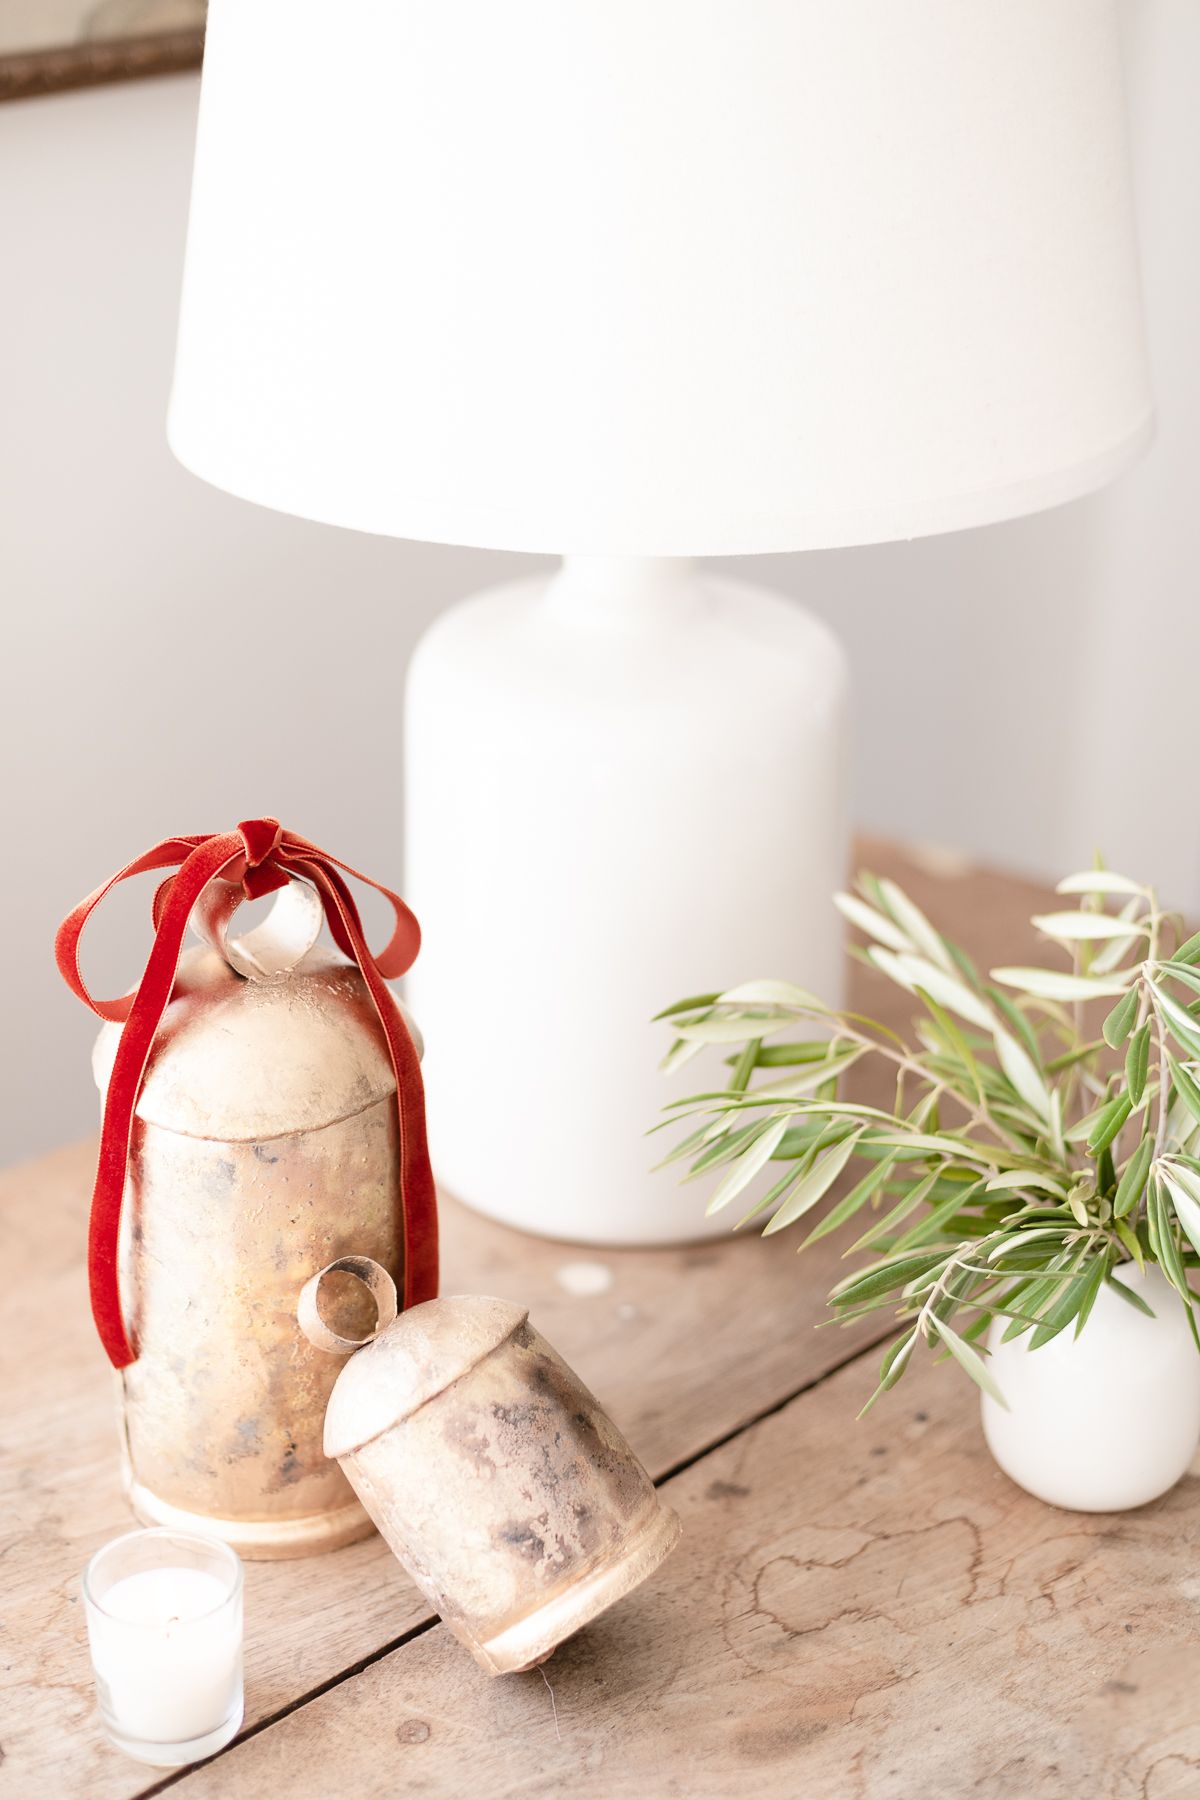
[{"xmin": 87, "ymin": 1566, "xmax": 242, "ymax": 1747}]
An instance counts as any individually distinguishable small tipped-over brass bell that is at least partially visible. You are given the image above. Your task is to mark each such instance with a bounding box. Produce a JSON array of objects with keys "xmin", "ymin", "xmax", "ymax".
[{"xmin": 299, "ymin": 1258, "xmax": 681, "ymax": 1673}]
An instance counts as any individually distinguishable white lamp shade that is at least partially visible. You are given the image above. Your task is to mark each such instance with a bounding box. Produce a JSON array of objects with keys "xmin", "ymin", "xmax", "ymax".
[{"xmin": 169, "ymin": 0, "xmax": 1152, "ymax": 555}]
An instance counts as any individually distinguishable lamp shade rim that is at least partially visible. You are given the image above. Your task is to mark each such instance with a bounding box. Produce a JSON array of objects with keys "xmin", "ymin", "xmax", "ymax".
[{"xmin": 167, "ymin": 406, "xmax": 1154, "ymax": 559}]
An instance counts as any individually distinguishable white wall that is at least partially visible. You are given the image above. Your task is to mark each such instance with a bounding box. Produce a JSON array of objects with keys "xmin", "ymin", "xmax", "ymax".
[{"xmin": 1, "ymin": 1, "xmax": 1197, "ymax": 1164}]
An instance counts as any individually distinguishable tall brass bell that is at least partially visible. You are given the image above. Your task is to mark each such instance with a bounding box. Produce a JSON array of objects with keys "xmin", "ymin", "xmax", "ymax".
[{"xmin": 91, "ymin": 877, "xmax": 421, "ymax": 1559}]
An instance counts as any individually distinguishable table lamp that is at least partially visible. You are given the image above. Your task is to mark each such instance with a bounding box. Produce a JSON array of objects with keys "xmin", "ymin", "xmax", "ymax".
[{"xmin": 169, "ymin": 1, "xmax": 1152, "ymax": 1245}]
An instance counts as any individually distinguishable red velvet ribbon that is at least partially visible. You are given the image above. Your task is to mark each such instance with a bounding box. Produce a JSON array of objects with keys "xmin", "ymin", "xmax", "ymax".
[{"xmin": 55, "ymin": 818, "xmax": 438, "ymax": 1369}]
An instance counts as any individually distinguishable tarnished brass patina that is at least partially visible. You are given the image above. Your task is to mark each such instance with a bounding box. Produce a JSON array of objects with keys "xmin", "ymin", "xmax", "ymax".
[
  {"xmin": 92, "ymin": 881, "xmax": 413, "ymax": 1559},
  {"xmin": 301, "ymin": 1266, "xmax": 682, "ymax": 1673}
]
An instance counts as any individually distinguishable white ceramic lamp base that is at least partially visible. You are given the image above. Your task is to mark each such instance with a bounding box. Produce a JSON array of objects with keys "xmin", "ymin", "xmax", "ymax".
[{"xmin": 404, "ymin": 556, "xmax": 849, "ymax": 1245}]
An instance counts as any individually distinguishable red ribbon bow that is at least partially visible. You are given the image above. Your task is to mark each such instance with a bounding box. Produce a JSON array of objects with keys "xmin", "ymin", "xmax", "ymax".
[{"xmin": 55, "ymin": 819, "xmax": 438, "ymax": 1369}]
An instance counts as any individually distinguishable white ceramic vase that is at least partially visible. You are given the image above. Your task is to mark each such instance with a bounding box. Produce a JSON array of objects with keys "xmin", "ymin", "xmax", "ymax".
[{"xmin": 981, "ymin": 1262, "xmax": 1200, "ymax": 1512}]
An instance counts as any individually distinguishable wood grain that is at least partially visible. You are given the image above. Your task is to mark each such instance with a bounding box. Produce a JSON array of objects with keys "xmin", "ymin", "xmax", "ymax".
[
  {"xmin": 0, "ymin": 843, "xmax": 1056, "ymax": 1799},
  {"xmin": 172, "ymin": 1347, "xmax": 1200, "ymax": 1800}
]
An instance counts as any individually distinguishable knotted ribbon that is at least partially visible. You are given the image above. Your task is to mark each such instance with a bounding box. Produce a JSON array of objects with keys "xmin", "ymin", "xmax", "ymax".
[{"xmin": 55, "ymin": 819, "xmax": 438, "ymax": 1369}]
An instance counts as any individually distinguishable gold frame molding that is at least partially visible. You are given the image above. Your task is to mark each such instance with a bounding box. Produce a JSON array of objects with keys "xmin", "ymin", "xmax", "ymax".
[{"xmin": 0, "ymin": 28, "xmax": 204, "ymax": 102}]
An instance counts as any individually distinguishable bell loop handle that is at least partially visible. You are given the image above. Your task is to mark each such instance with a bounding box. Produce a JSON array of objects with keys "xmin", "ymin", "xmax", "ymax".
[
  {"xmin": 298, "ymin": 1255, "xmax": 400, "ymax": 1356},
  {"xmin": 192, "ymin": 874, "xmax": 325, "ymax": 980}
]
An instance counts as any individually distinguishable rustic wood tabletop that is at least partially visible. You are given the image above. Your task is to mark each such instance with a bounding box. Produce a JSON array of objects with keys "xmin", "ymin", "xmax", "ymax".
[{"xmin": 5, "ymin": 842, "xmax": 1198, "ymax": 1800}]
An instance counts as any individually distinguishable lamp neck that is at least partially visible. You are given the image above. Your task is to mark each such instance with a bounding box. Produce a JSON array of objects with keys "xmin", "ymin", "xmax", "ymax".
[{"xmin": 543, "ymin": 556, "xmax": 704, "ymax": 628}]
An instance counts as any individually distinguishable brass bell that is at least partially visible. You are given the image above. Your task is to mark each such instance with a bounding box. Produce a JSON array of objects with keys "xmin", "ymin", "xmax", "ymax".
[
  {"xmin": 91, "ymin": 877, "xmax": 422, "ymax": 1559},
  {"xmin": 299, "ymin": 1257, "xmax": 682, "ymax": 1673}
]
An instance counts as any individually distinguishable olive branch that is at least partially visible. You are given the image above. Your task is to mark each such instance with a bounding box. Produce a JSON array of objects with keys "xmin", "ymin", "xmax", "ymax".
[{"xmin": 655, "ymin": 868, "xmax": 1200, "ymax": 1412}]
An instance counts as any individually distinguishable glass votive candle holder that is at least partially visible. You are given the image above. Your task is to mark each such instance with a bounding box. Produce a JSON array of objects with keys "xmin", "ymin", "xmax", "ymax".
[{"xmin": 83, "ymin": 1527, "xmax": 244, "ymax": 1767}]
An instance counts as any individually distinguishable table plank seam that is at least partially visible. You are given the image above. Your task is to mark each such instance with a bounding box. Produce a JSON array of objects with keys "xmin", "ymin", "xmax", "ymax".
[
  {"xmin": 131, "ymin": 1613, "xmax": 442, "ymax": 1800},
  {"xmin": 648, "ymin": 1323, "xmax": 895, "ymax": 1492}
]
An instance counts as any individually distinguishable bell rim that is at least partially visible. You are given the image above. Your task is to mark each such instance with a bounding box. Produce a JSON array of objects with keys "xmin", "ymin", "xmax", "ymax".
[
  {"xmin": 124, "ymin": 1476, "xmax": 378, "ymax": 1560},
  {"xmin": 464, "ymin": 1498, "xmax": 683, "ymax": 1675}
]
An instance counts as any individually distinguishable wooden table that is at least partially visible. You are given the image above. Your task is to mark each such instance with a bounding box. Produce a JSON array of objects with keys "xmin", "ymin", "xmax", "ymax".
[{"xmin": 5, "ymin": 843, "xmax": 1200, "ymax": 1800}]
